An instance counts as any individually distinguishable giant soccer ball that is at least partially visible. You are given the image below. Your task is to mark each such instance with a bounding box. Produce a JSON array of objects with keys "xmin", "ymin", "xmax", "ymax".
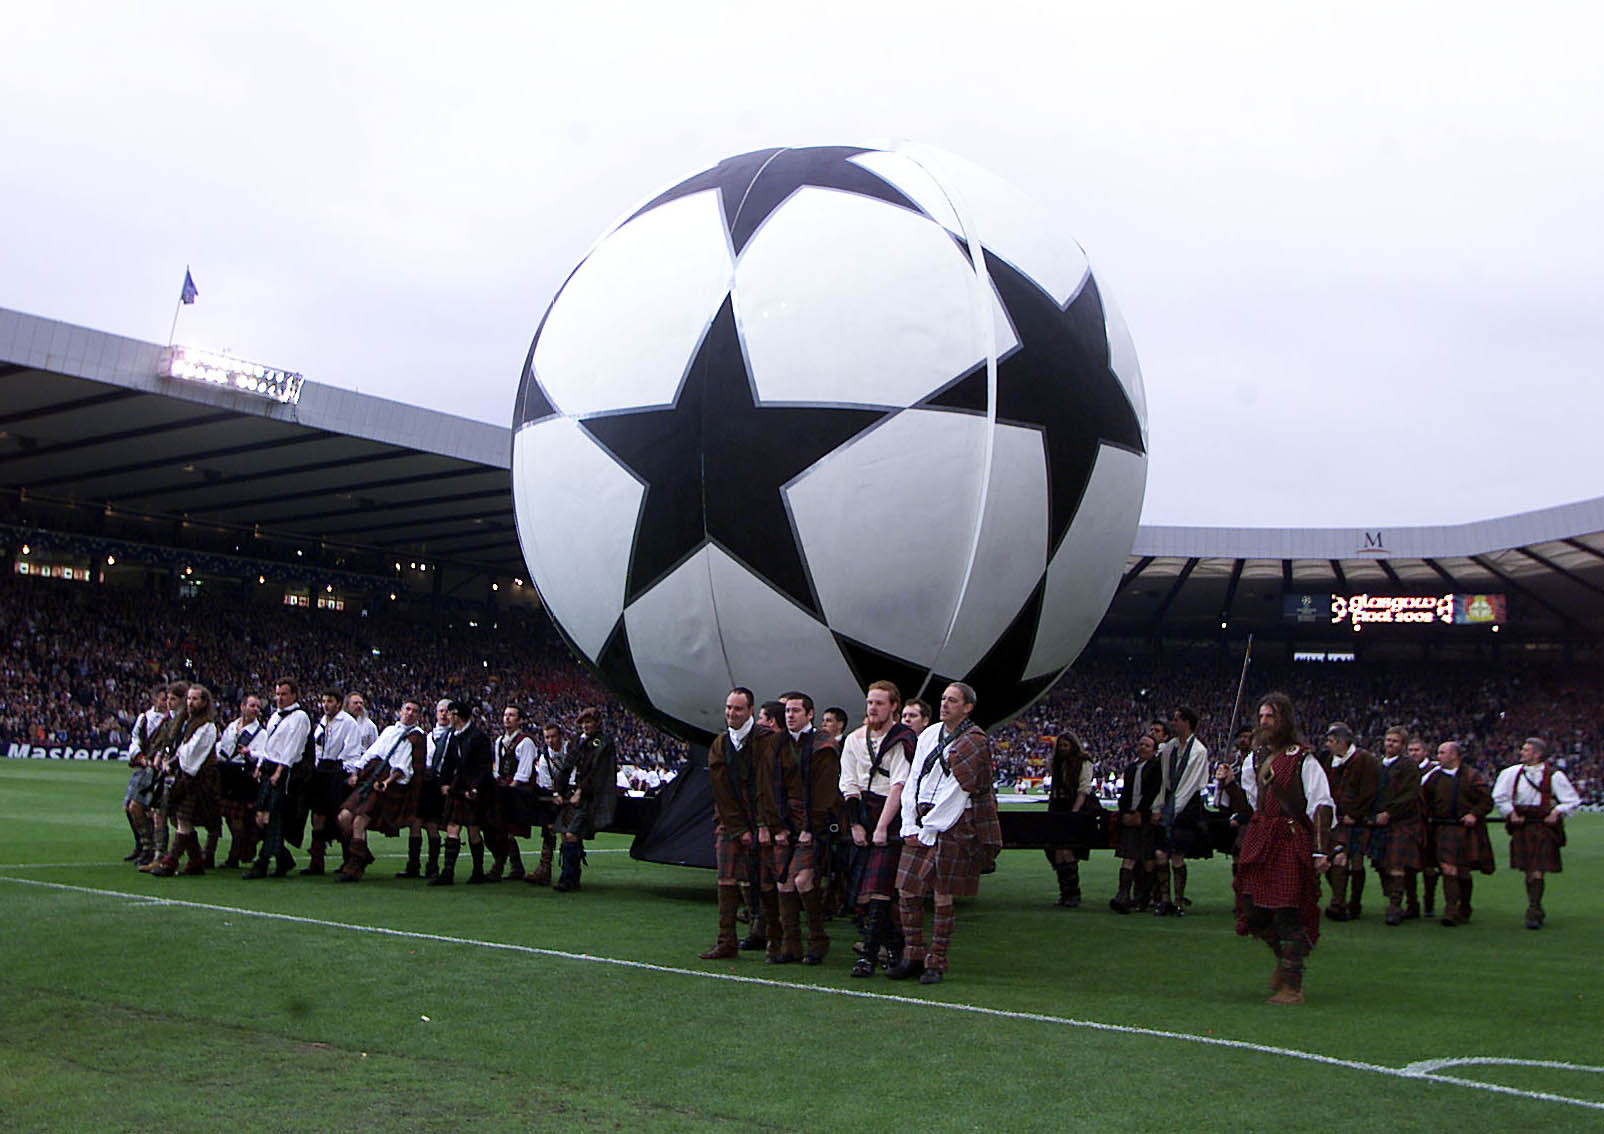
[{"xmin": 512, "ymin": 143, "xmax": 1148, "ymax": 742}]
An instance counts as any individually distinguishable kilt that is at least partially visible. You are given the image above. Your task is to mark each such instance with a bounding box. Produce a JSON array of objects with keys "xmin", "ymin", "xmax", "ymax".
[
  {"xmin": 253, "ymin": 774, "xmax": 287, "ymax": 815},
  {"xmin": 1158, "ymin": 797, "xmax": 1212, "ymax": 859},
  {"xmin": 123, "ymin": 766, "xmax": 149, "ymax": 807},
  {"xmin": 1367, "ymin": 815, "xmax": 1423, "ymax": 873},
  {"xmin": 1115, "ymin": 817, "xmax": 1156, "ymax": 862},
  {"xmin": 768, "ymin": 837, "xmax": 819, "ymax": 885},
  {"xmin": 444, "ymin": 791, "xmax": 492, "ymax": 829},
  {"xmin": 1234, "ymin": 813, "xmax": 1321, "ymax": 948},
  {"xmin": 219, "ymin": 761, "xmax": 258, "ymax": 804},
  {"xmin": 853, "ymin": 792, "xmax": 903, "ymax": 896},
  {"xmin": 1331, "ymin": 820, "xmax": 1367, "ymax": 860},
  {"xmin": 148, "ymin": 770, "xmax": 170, "ymax": 812},
  {"xmin": 369, "ymin": 779, "xmax": 422, "ymax": 838},
  {"xmin": 415, "ymin": 773, "xmax": 446, "ymax": 823},
  {"xmin": 495, "ymin": 783, "xmax": 534, "ymax": 838},
  {"xmin": 337, "ymin": 760, "xmax": 387, "ymax": 815},
  {"xmin": 895, "ymin": 813, "xmax": 982, "ymax": 898},
  {"xmin": 1508, "ymin": 819, "xmax": 1564, "ymax": 873},
  {"xmin": 715, "ymin": 831, "xmax": 765, "ymax": 884},
  {"xmin": 309, "ymin": 763, "xmax": 351, "ymax": 819},
  {"xmin": 1433, "ymin": 822, "xmax": 1496, "ymax": 874},
  {"xmin": 167, "ymin": 758, "xmax": 221, "ymax": 829}
]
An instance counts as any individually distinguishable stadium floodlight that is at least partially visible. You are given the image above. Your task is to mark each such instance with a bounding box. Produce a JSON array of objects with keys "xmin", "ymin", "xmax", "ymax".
[{"xmin": 164, "ymin": 346, "xmax": 304, "ymax": 405}]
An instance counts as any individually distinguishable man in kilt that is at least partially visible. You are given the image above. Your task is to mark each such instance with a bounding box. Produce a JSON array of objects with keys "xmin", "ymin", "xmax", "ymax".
[
  {"xmin": 242, "ymin": 678, "xmax": 314, "ymax": 880},
  {"xmin": 216, "ymin": 694, "xmax": 264, "ymax": 868},
  {"xmin": 522, "ymin": 723, "xmax": 568, "ymax": 887},
  {"xmin": 1367, "ymin": 726, "xmax": 1425, "ymax": 926},
  {"xmin": 1151, "ymin": 707, "xmax": 1210, "ymax": 916},
  {"xmin": 838, "ymin": 680, "xmax": 917, "ymax": 975},
  {"xmin": 1493, "ymin": 737, "xmax": 1581, "ymax": 929},
  {"xmin": 1233, "ymin": 693, "xmax": 1333, "ymax": 1006},
  {"xmin": 398, "ymin": 699, "xmax": 452, "ymax": 879},
  {"xmin": 488, "ymin": 705, "xmax": 539, "ymax": 882},
  {"xmin": 1108, "ymin": 733, "xmax": 1161, "ymax": 914},
  {"xmin": 889, "ymin": 682, "xmax": 992, "ymax": 986},
  {"xmin": 1423, "ymin": 741, "xmax": 1495, "ymax": 927},
  {"xmin": 700, "ymin": 687, "xmax": 776, "ymax": 960},
  {"xmin": 335, "ymin": 699, "xmax": 429, "ymax": 882},
  {"xmin": 1044, "ymin": 731, "xmax": 1096, "ymax": 909},
  {"xmin": 756, "ymin": 692, "xmax": 841, "ymax": 964},
  {"xmin": 122, "ymin": 685, "xmax": 170, "ymax": 865},
  {"xmin": 430, "ymin": 701, "xmax": 495, "ymax": 886},
  {"xmin": 1408, "ymin": 735, "xmax": 1441, "ymax": 918},
  {"xmin": 551, "ymin": 707, "xmax": 617, "ymax": 893},
  {"xmin": 304, "ymin": 690, "xmax": 361, "ymax": 876},
  {"xmin": 136, "ymin": 681, "xmax": 190, "ymax": 874},
  {"xmin": 150, "ymin": 685, "xmax": 222, "ymax": 877},
  {"xmin": 1321, "ymin": 722, "xmax": 1379, "ymax": 921}
]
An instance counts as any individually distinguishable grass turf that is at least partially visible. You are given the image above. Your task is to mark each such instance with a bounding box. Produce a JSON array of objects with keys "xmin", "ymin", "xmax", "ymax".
[{"xmin": 1, "ymin": 761, "xmax": 1600, "ymax": 1131}]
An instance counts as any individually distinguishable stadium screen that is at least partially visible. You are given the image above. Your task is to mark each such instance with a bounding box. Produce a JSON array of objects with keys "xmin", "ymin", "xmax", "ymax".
[{"xmin": 1284, "ymin": 592, "xmax": 1505, "ymax": 630}]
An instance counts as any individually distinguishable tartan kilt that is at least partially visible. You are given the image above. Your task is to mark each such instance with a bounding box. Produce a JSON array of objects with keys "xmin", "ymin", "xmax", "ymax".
[
  {"xmin": 860, "ymin": 840, "xmax": 902, "ymax": 896},
  {"xmin": 444, "ymin": 792, "xmax": 491, "ymax": 829},
  {"xmin": 495, "ymin": 783, "xmax": 534, "ymax": 838},
  {"xmin": 715, "ymin": 831, "xmax": 763, "ymax": 884},
  {"xmin": 1234, "ymin": 813, "xmax": 1321, "ymax": 948},
  {"xmin": 309, "ymin": 764, "xmax": 350, "ymax": 818},
  {"xmin": 1115, "ymin": 818, "xmax": 1156, "ymax": 862},
  {"xmin": 769, "ymin": 837, "xmax": 819, "ymax": 885},
  {"xmin": 1433, "ymin": 822, "xmax": 1496, "ymax": 874},
  {"xmin": 415, "ymin": 774, "xmax": 445, "ymax": 822},
  {"xmin": 370, "ymin": 779, "xmax": 421, "ymax": 838},
  {"xmin": 1158, "ymin": 797, "xmax": 1212, "ymax": 859},
  {"xmin": 1508, "ymin": 821, "xmax": 1564, "ymax": 873},
  {"xmin": 1367, "ymin": 816, "xmax": 1424, "ymax": 873},
  {"xmin": 897, "ymin": 814, "xmax": 982, "ymax": 897},
  {"xmin": 1331, "ymin": 820, "xmax": 1366, "ymax": 860},
  {"xmin": 338, "ymin": 760, "xmax": 387, "ymax": 815},
  {"xmin": 220, "ymin": 796, "xmax": 254, "ymax": 824},
  {"xmin": 167, "ymin": 759, "xmax": 221, "ymax": 829}
]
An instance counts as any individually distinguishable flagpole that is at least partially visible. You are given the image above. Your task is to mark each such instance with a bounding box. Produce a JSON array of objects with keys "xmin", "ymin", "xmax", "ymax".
[{"xmin": 167, "ymin": 295, "xmax": 184, "ymax": 347}]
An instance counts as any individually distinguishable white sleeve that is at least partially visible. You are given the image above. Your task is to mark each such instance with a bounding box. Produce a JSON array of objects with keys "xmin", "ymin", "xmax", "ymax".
[
  {"xmin": 1077, "ymin": 762, "xmax": 1095, "ymax": 795},
  {"xmin": 514, "ymin": 737, "xmax": 537, "ymax": 785},
  {"xmin": 1242, "ymin": 754, "xmax": 1259, "ymax": 811},
  {"xmin": 1302, "ymin": 755, "xmax": 1334, "ymax": 821},
  {"xmin": 217, "ymin": 721, "xmax": 239, "ymax": 760},
  {"xmin": 917, "ymin": 776, "xmax": 970, "ymax": 844},
  {"xmin": 1175, "ymin": 741, "xmax": 1209, "ymax": 810},
  {"xmin": 279, "ymin": 711, "xmax": 312, "ymax": 766},
  {"xmin": 838, "ymin": 733, "xmax": 866, "ymax": 796},
  {"xmin": 1552, "ymin": 770, "xmax": 1581, "ymax": 816},
  {"xmin": 1492, "ymin": 766, "xmax": 1517, "ymax": 816},
  {"xmin": 899, "ymin": 753, "xmax": 923, "ymax": 838}
]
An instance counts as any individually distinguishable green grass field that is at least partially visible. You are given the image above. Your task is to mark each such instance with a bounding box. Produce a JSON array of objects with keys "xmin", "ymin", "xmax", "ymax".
[{"xmin": 2, "ymin": 761, "xmax": 1600, "ymax": 1131}]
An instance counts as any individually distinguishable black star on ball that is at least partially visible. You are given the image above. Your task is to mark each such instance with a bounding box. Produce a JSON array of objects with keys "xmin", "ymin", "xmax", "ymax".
[
  {"xmin": 580, "ymin": 296, "xmax": 887, "ymax": 613},
  {"xmin": 921, "ymin": 252, "xmax": 1146, "ymax": 556},
  {"xmin": 629, "ymin": 145, "xmax": 924, "ymax": 255}
]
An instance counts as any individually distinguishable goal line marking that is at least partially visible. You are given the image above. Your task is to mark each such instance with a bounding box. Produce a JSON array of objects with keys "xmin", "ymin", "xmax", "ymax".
[{"xmin": 2, "ymin": 875, "xmax": 1599, "ymax": 1114}]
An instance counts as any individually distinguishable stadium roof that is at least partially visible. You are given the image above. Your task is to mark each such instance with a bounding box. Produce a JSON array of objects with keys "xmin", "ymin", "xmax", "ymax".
[{"xmin": 4, "ymin": 305, "xmax": 1602, "ymax": 638}]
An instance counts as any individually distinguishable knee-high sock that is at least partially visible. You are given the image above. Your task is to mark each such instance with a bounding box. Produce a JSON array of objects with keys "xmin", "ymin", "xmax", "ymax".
[
  {"xmin": 1349, "ymin": 866, "xmax": 1366, "ymax": 908},
  {"xmin": 154, "ymin": 822, "xmax": 170, "ymax": 859},
  {"xmin": 1422, "ymin": 869, "xmax": 1438, "ymax": 911},
  {"xmin": 1116, "ymin": 866, "xmax": 1133, "ymax": 903},
  {"xmin": 404, "ymin": 834, "xmax": 422, "ymax": 870},
  {"xmin": 760, "ymin": 887, "xmax": 781, "ymax": 948},
  {"xmin": 1152, "ymin": 863, "xmax": 1171, "ymax": 906},
  {"xmin": 898, "ymin": 893, "xmax": 925, "ymax": 953},
  {"xmin": 506, "ymin": 841, "xmax": 524, "ymax": 872},
  {"xmin": 928, "ymin": 904, "xmax": 955, "ymax": 970},
  {"xmin": 469, "ymin": 840, "xmax": 486, "ymax": 876},
  {"xmin": 1526, "ymin": 876, "xmax": 1544, "ymax": 911},
  {"xmin": 1326, "ymin": 863, "xmax": 1348, "ymax": 906},
  {"xmin": 778, "ymin": 890, "xmax": 803, "ymax": 956},
  {"xmin": 1171, "ymin": 863, "xmax": 1188, "ymax": 904},
  {"xmin": 1273, "ymin": 908, "xmax": 1308, "ymax": 990},
  {"xmin": 1461, "ymin": 874, "xmax": 1474, "ymax": 915},
  {"xmin": 713, "ymin": 885, "xmax": 740, "ymax": 948},
  {"xmin": 441, "ymin": 836, "xmax": 462, "ymax": 877},
  {"xmin": 1404, "ymin": 869, "xmax": 1419, "ymax": 910},
  {"xmin": 1441, "ymin": 874, "xmax": 1462, "ymax": 920},
  {"xmin": 426, "ymin": 833, "xmax": 442, "ymax": 871},
  {"xmin": 800, "ymin": 887, "xmax": 828, "ymax": 953}
]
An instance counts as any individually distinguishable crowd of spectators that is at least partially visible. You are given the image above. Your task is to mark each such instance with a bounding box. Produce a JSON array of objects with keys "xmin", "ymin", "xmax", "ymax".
[{"xmin": 3, "ymin": 574, "xmax": 1599, "ymax": 802}]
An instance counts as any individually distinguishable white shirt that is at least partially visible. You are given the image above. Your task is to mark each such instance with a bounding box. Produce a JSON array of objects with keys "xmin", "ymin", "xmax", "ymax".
[
  {"xmin": 426, "ymin": 726, "xmax": 451, "ymax": 775},
  {"xmin": 1159, "ymin": 733, "xmax": 1210, "ymax": 814},
  {"xmin": 218, "ymin": 718, "xmax": 263, "ymax": 764},
  {"xmin": 126, "ymin": 707, "xmax": 167, "ymax": 759},
  {"xmin": 259, "ymin": 703, "xmax": 313, "ymax": 768},
  {"xmin": 315, "ymin": 710, "xmax": 363, "ymax": 766},
  {"xmin": 899, "ymin": 722, "xmax": 974, "ymax": 845},
  {"xmin": 365, "ymin": 722, "xmax": 425, "ymax": 785},
  {"xmin": 349, "ymin": 712, "xmax": 379, "ymax": 753},
  {"xmin": 839, "ymin": 725, "xmax": 912, "ymax": 798},
  {"xmin": 497, "ymin": 733, "xmax": 538, "ymax": 785},
  {"xmin": 1242, "ymin": 748, "xmax": 1335, "ymax": 822},
  {"xmin": 1493, "ymin": 763, "xmax": 1580, "ymax": 817},
  {"xmin": 536, "ymin": 744, "xmax": 564, "ymax": 791},
  {"xmin": 175, "ymin": 721, "xmax": 218, "ymax": 776}
]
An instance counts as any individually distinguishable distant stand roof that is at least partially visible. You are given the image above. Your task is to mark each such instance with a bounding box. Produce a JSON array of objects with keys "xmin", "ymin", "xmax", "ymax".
[{"xmin": 3, "ymin": 305, "xmax": 1601, "ymax": 637}]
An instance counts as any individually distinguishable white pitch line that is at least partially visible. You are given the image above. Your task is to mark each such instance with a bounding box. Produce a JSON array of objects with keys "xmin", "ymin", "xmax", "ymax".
[
  {"xmin": 1405, "ymin": 1057, "xmax": 1604, "ymax": 1075},
  {"xmin": 2, "ymin": 875, "xmax": 1601, "ymax": 1114}
]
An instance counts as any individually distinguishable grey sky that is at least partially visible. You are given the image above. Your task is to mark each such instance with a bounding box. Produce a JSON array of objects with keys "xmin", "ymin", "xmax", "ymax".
[{"xmin": 4, "ymin": 2, "xmax": 1601, "ymax": 527}]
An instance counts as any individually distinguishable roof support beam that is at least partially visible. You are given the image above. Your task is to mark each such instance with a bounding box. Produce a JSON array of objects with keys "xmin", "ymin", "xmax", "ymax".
[
  {"xmin": 185, "ymin": 466, "xmax": 489, "ymax": 516},
  {"xmin": 1471, "ymin": 554, "xmax": 1580, "ymax": 629},
  {"xmin": 1513, "ymin": 545, "xmax": 1604, "ymax": 601},
  {"xmin": 1116, "ymin": 556, "xmax": 1154, "ymax": 596},
  {"xmin": 1562, "ymin": 538, "xmax": 1604, "ymax": 566},
  {"xmin": 1220, "ymin": 557, "xmax": 1245, "ymax": 623},
  {"xmin": 1148, "ymin": 557, "xmax": 1199, "ymax": 633},
  {"xmin": 25, "ymin": 431, "xmax": 327, "ymax": 490},
  {"xmin": 1377, "ymin": 559, "xmax": 1402, "ymax": 586},
  {"xmin": 1421, "ymin": 558, "xmax": 1461, "ymax": 589},
  {"xmin": 0, "ymin": 410, "xmax": 237, "ymax": 465},
  {"xmin": 1329, "ymin": 559, "xmax": 1348, "ymax": 591},
  {"xmin": 0, "ymin": 388, "xmax": 140, "ymax": 429}
]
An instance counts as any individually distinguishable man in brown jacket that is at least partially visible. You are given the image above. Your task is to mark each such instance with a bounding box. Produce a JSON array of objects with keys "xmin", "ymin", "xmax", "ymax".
[
  {"xmin": 700, "ymin": 687, "xmax": 778, "ymax": 960},
  {"xmin": 1322, "ymin": 722, "xmax": 1379, "ymax": 921},
  {"xmin": 1367, "ymin": 725, "xmax": 1424, "ymax": 926},
  {"xmin": 757, "ymin": 692, "xmax": 841, "ymax": 965},
  {"xmin": 1422, "ymin": 740, "xmax": 1495, "ymax": 926}
]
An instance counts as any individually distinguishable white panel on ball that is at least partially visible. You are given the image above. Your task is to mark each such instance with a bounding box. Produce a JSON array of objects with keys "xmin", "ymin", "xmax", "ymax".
[
  {"xmin": 1024, "ymin": 444, "xmax": 1149, "ymax": 680},
  {"xmin": 511, "ymin": 419, "xmax": 642, "ymax": 662},
  {"xmin": 531, "ymin": 190, "xmax": 734, "ymax": 417},
  {"xmin": 622, "ymin": 549, "xmax": 730, "ymax": 737},
  {"xmin": 1098, "ymin": 279, "xmax": 1148, "ymax": 442},
  {"xmin": 787, "ymin": 408, "xmax": 986, "ymax": 668},
  {"xmin": 705, "ymin": 546, "xmax": 863, "ymax": 716},
  {"xmin": 929, "ymin": 421, "xmax": 1051, "ymax": 678},
  {"xmin": 737, "ymin": 187, "xmax": 992, "ymax": 409},
  {"xmin": 894, "ymin": 142, "xmax": 1091, "ymax": 308}
]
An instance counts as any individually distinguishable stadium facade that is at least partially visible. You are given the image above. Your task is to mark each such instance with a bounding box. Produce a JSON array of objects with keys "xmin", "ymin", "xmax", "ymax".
[{"xmin": 3, "ymin": 304, "xmax": 1601, "ymax": 660}]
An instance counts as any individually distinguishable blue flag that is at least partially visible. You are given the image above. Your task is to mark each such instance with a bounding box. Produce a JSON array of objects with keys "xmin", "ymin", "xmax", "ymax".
[{"xmin": 180, "ymin": 269, "xmax": 198, "ymax": 305}]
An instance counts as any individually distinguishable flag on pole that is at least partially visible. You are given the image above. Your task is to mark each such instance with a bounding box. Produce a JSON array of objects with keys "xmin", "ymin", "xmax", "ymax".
[{"xmin": 180, "ymin": 269, "xmax": 199, "ymax": 305}]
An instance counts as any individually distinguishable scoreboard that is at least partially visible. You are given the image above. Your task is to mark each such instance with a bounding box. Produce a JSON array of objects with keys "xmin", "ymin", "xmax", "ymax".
[{"xmin": 1284, "ymin": 592, "xmax": 1505, "ymax": 631}]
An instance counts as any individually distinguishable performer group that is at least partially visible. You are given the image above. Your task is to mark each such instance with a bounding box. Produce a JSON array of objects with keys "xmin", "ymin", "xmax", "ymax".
[{"xmin": 117, "ymin": 675, "xmax": 1580, "ymax": 1003}]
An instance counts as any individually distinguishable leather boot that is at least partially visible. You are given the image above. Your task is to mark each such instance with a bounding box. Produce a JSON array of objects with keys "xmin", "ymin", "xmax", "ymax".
[
  {"xmin": 769, "ymin": 890, "xmax": 802, "ymax": 962},
  {"xmin": 800, "ymin": 887, "xmax": 829, "ymax": 964},
  {"xmin": 699, "ymin": 886, "xmax": 741, "ymax": 959}
]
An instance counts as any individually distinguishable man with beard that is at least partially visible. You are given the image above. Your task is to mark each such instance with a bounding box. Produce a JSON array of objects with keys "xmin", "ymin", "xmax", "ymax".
[
  {"xmin": 149, "ymin": 684, "xmax": 221, "ymax": 877},
  {"xmin": 243, "ymin": 678, "xmax": 314, "ymax": 880},
  {"xmin": 1151, "ymin": 707, "xmax": 1209, "ymax": 916},
  {"xmin": 889, "ymin": 682, "xmax": 992, "ymax": 986},
  {"xmin": 551, "ymin": 707, "xmax": 617, "ymax": 893},
  {"xmin": 216, "ymin": 693, "xmax": 265, "ymax": 868},
  {"xmin": 430, "ymin": 701, "xmax": 495, "ymax": 886},
  {"xmin": 398, "ymin": 699, "xmax": 452, "ymax": 879},
  {"xmin": 1322, "ymin": 722, "xmax": 1379, "ymax": 921},
  {"xmin": 1368, "ymin": 726, "xmax": 1425, "ymax": 926},
  {"xmin": 1108, "ymin": 733, "xmax": 1161, "ymax": 914},
  {"xmin": 1423, "ymin": 741, "xmax": 1495, "ymax": 926},
  {"xmin": 838, "ymin": 681, "xmax": 918, "ymax": 976},
  {"xmin": 700, "ymin": 687, "xmax": 777, "ymax": 960},
  {"xmin": 1493, "ymin": 737, "xmax": 1581, "ymax": 930},
  {"xmin": 1233, "ymin": 692, "xmax": 1332, "ymax": 1006},
  {"xmin": 345, "ymin": 692, "xmax": 380, "ymax": 753},
  {"xmin": 336, "ymin": 699, "xmax": 429, "ymax": 882}
]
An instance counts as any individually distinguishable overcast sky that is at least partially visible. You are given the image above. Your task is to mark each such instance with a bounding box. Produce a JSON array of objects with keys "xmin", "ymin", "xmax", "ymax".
[{"xmin": 4, "ymin": 2, "xmax": 1601, "ymax": 527}]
